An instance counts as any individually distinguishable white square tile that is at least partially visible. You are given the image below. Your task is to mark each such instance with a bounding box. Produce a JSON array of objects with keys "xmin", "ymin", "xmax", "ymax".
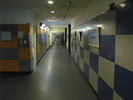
[
  {"xmin": 89, "ymin": 67, "xmax": 98, "ymax": 93},
  {"xmin": 84, "ymin": 49, "xmax": 90, "ymax": 66},
  {"xmin": 113, "ymin": 91, "xmax": 123, "ymax": 100},
  {"xmin": 98, "ymin": 56, "xmax": 115, "ymax": 89},
  {"xmin": 90, "ymin": 46, "xmax": 99, "ymax": 55},
  {"xmin": 115, "ymin": 35, "xmax": 133, "ymax": 71}
]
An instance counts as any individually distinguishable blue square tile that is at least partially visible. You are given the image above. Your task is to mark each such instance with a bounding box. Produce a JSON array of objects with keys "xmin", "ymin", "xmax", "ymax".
[
  {"xmin": 99, "ymin": 35, "xmax": 115, "ymax": 62},
  {"xmin": 90, "ymin": 52, "xmax": 98, "ymax": 73},
  {"xmin": 80, "ymin": 47, "xmax": 84, "ymax": 59},
  {"xmin": 83, "ymin": 62, "xmax": 89, "ymax": 80},
  {"xmin": 98, "ymin": 77, "xmax": 113, "ymax": 100},
  {"xmin": 114, "ymin": 64, "xmax": 133, "ymax": 100},
  {"xmin": 116, "ymin": 1, "xmax": 133, "ymax": 35},
  {"xmin": 19, "ymin": 60, "xmax": 30, "ymax": 71}
]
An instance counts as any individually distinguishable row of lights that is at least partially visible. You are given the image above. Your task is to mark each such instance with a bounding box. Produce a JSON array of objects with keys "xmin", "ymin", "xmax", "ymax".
[
  {"xmin": 40, "ymin": 24, "xmax": 50, "ymax": 31},
  {"xmin": 63, "ymin": 1, "xmax": 72, "ymax": 21},
  {"xmin": 77, "ymin": 24, "xmax": 103, "ymax": 32},
  {"xmin": 48, "ymin": 0, "xmax": 72, "ymax": 20},
  {"xmin": 48, "ymin": 0, "xmax": 56, "ymax": 19}
]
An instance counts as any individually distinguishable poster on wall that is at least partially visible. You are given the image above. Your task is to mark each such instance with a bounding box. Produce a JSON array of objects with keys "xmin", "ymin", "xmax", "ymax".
[
  {"xmin": 42, "ymin": 34, "xmax": 47, "ymax": 42},
  {"xmin": 88, "ymin": 29, "xmax": 99, "ymax": 48},
  {"xmin": 18, "ymin": 31, "xmax": 24, "ymax": 39},
  {"xmin": 0, "ymin": 31, "xmax": 12, "ymax": 41}
]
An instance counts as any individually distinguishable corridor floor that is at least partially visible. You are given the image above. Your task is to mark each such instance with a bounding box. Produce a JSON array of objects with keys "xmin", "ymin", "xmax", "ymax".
[{"xmin": 0, "ymin": 45, "xmax": 98, "ymax": 100}]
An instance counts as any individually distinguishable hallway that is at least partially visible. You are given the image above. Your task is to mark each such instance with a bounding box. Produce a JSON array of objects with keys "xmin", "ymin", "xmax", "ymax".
[{"xmin": 0, "ymin": 45, "xmax": 98, "ymax": 100}]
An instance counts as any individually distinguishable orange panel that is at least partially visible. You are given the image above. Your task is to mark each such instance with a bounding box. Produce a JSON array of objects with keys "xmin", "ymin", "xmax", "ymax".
[
  {"xmin": 0, "ymin": 35, "xmax": 18, "ymax": 48},
  {"xmin": 18, "ymin": 48, "xmax": 30, "ymax": 60},
  {"xmin": 30, "ymin": 47, "xmax": 33, "ymax": 59},
  {"xmin": 0, "ymin": 60, "xmax": 19, "ymax": 71},
  {"xmin": 18, "ymin": 24, "xmax": 29, "ymax": 36},
  {"xmin": 30, "ymin": 25, "xmax": 33, "ymax": 36}
]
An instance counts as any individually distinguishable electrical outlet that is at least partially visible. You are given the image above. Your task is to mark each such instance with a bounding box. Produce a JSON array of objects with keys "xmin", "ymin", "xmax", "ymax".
[{"xmin": 109, "ymin": 53, "xmax": 111, "ymax": 59}]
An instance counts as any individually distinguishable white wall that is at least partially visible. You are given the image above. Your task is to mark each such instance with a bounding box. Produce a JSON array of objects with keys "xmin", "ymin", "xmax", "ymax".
[
  {"xmin": 66, "ymin": 26, "xmax": 69, "ymax": 50},
  {"xmin": 50, "ymin": 27, "xmax": 66, "ymax": 33},
  {"xmin": 50, "ymin": 27, "xmax": 66, "ymax": 45},
  {"xmin": 0, "ymin": 9, "xmax": 40, "ymax": 25},
  {"xmin": 71, "ymin": 0, "xmax": 125, "ymax": 28},
  {"xmin": 46, "ymin": 31, "xmax": 51, "ymax": 49}
]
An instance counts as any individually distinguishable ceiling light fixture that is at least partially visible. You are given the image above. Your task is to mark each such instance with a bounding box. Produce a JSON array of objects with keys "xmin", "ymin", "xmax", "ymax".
[
  {"xmin": 86, "ymin": 27, "xmax": 92, "ymax": 30},
  {"xmin": 52, "ymin": 16, "xmax": 55, "ymax": 18},
  {"xmin": 48, "ymin": 0, "xmax": 54, "ymax": 4},
  {"xmin": 51, "ymin": 11, "xmax": 55, "ymax": 13},
  {"xmin": 65, "ymin": 9, "xmax": 69, "ymax": 11},
  {"xmin": 119, "ymin": 3, "xmax": 126, "ymax": 8},
  {"xmin": 96, "ymin": 24, "xmax": 103, "ymax": 28},
  {"xmin": 66, "ymin": 1, "xmax": 72, "ymax": 5}
]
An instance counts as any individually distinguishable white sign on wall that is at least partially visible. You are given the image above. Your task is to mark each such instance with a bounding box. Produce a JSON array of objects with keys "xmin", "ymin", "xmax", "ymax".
[{"xmin": 18, "ymin": 31, "xmax": 24, "ymax": 38}]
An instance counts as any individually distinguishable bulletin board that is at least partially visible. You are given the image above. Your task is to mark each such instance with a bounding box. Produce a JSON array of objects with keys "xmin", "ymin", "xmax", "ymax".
[
  {"xmin": 0, "ymin": 31, "xmax": 12, "ymax": 41},
  {"xmin": 88, "ymin": 29, "xmax": 99, "ymax": 48}
]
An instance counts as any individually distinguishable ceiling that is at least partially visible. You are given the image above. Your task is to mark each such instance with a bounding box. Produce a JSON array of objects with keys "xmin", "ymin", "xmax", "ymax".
[{"xmin": 0, "ymin": 0, "xmax": 89, "ymax": 26}]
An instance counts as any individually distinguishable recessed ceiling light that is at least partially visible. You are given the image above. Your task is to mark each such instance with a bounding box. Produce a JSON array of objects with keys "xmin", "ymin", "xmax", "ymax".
[
  {"xmin": 51, "ymin": 11, "xmax": 55, "ymax": 13},
  {"xmin": 48, "ymin": 0, "xmax": 54, "ymax": 4},
  {"xmin": 119, "ymin": 3, "xmax": 126, "ymax": 8},
  {"xmin": 66, "ymin": 1, "xmax": 72, "ymax": 5},
  {"xmin": 65, "ymin": 9, "xmax": 69, "ymax": 11},
  {"xmin": 52, "ymin": 16, "xmax": 55, "ymax": 18}
]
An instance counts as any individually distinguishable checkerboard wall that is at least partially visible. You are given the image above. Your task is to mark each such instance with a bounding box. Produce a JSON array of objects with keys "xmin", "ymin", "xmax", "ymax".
[
  {"xmin": 0, "ymin": 24, "xmax": 32, "ymax": 72},
  {"xmin": 36, "ymin": 27, "xmax": 47, "ymax": 62},
  {"xmin": 71, "ymin": 1, "xmax": 133, "ymax": 100}
]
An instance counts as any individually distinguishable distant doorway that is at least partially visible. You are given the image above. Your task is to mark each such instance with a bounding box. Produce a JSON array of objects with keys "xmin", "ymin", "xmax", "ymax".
[{"xmin": 52, "ymin": 33, "xmax": 64, "ymax": 45}]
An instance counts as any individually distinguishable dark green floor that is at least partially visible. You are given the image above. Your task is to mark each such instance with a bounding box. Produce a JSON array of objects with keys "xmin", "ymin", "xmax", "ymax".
[{"xmin": 0, "ymin": 45, "xmax": 98, "ymax": 100}]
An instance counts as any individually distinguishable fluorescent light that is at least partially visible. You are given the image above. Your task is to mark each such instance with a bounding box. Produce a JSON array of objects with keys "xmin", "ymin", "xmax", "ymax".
[
  {"xmin": 81, "ymin": 29, "xmax": 86, "ymax": 31},
  {"xmin": 51, "ymin": 11, "xmax": 55, "ymax": 13},
  {"xmin": 48, "ymin": 0, "xmax": 54, "ymax": 4},
  {"xmin": 40, "ymin": 24, "xmax": 46, "ymax": 29},
  {"xmin": 45, "ymin": 27, "xmax": 48, "ymax": 30},
  {"xmin": 52, "ymin": 16, "xmax": 55, "ymax": 18},
  {"xmin": 42, "ymin": 24, "xmax": 45, "ymax": 27},
  {"xmin": 86, "ymin": 27, "xmax": 92, "ymax": 30},
  {"xmin": 96, "ymin": 24, "xmax": 103, "ymax": 28},
  {"xmin": 119, "ymin": 3, "xmax": 126, "ymax": 8}
]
